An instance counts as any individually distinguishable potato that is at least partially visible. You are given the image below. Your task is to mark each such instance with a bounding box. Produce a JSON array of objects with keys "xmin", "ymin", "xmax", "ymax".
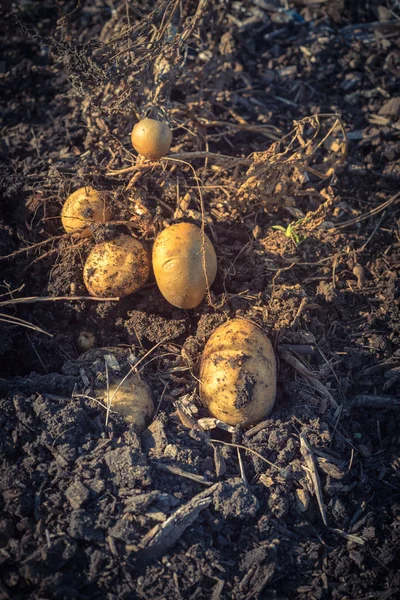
[
  {"xmin": 131, "ymin": 118, "xmax": 173, "ymax": 160},
  {"xmin": 152, "ymin": 222, "xmax": 217, "ymax": 309},
  {"xmin": 200, "ymin": 319, "xmax": 276, "ymax": 426},
  {"xmin": 61, "ymin": 187, "xmax": 112, "ymax": 236},
  {"xmin": 83, "ymin": 235, "xmax": 150, "ymax": 298},
  {"xmin": 77, "ymin": 330, "xmax": 96, "ymax": 352},
  {"xmin": 98, "ymin": 372, "xmax": 154, "ymax": 433}
]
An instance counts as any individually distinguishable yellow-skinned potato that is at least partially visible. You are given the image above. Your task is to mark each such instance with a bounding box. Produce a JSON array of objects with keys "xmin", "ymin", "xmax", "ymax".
[
  {"xmin": 200, "ymin": 319, "xmax": 276, "ymax": 426},
  {"xmin": 131, "ymin": 118, "xmax": 173, "ymax": 160},
  {"xmin": 83, "ymin": 235, "xmax": 150, "ymax": 298},
  {"xmin": 61, "ymin": 187, "xmax": 112, "ymax": 237},
  {"xmin": 152, "ymin": 222, "xmax": 217, "ymax": 309},
  {"xmin": 98, "ymin": 373, "xmax": 154, "ymax": 433}
]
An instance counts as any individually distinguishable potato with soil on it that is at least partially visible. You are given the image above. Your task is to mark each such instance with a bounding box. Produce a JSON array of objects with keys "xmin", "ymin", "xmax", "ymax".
[
  {"xmin": 152, "ymin": 222, "xmax": 217, "ymax": 309},
  {"xmin": 83, "ymin": 235, "xmax": 150, "ymax": 298},
  {"xmin": 77, "ymin": 330, "xmax": 96, "ymax": 352},
  {"xmin": 200, "ymin": 319, "xmax": 276, "ymax": 426},
  {"xmin": 131, "ymin": 118, "xmax": 173, "ymax": 160},
  {"xmin": 97, "ymin": 372, "xmax": 154, "ymax": 433},
  {"xmin": 61, "ymin": 187, "xmax": 112, "ymax": 237}
]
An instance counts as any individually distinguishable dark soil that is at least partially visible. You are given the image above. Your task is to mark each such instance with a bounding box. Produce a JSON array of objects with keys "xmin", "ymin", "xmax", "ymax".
[{"xmin": 1, "ymin": 1, "xmax": 400, "ymax": 599}]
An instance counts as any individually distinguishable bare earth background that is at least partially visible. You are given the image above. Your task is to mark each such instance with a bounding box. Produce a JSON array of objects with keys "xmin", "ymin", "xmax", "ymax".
[{"xmin": 0, "ymin": 1, "xmax": 399, "ymax": 599}]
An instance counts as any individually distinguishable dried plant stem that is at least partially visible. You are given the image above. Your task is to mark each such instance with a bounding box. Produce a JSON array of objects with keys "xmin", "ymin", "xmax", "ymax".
[
  {"xmin": 210, "ymin": 439, "xmax": 279, "ymax": 471},
  {"xmin": 334, "ymin": 191, "xmax": 400, "ymax": 230},
  {"xmin": 165, "ymin": 152, "xmax": 251, "ymax": 165},
  {"xmin": 165, "ymin": 155, "xmax": 214, "ymax": 307},
  {"xmin": 0, "ymin": 234, "xmax": 69, "ymax": 261},
  {"xmin": 105, "ymin": 151, "xmax": 251, "ymax": 177},
  {"xmin": 280, "ymin": 349, "xmax": 338, "ymax": 409},
  {"xmin": 300, "ymin": 433, "xmax": 328, "ymax": 527},
  {"xmin": 0, "ymin": 313, "xmax": 52, "ymax": 336},
  {"xmin": 0, "ymin": 295, "xmax": 120, "ymax": 308}
]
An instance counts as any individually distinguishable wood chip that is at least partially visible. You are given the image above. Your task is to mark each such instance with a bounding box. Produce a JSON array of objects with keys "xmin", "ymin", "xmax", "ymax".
[
  {"xmin": 213, "ymin": 445, "xmax": 226, "ymax": 478},
  {"xmin": 136, "ymin": 487, "xmax": 216, "ymax": 560},
  {"xmin": 379, "ymin": 97, "xmax": 400, "ymax": 120},
  {"xmin": 350, "ymin": 395, "xmax": 400, "ymax": 409},
  {"xmin": 152, "ymin": 461, "xmax": 213, "ymax": 486},
  {"xmin": 329, "ymin": 527, "xmax": 365, "ymax": 545}
]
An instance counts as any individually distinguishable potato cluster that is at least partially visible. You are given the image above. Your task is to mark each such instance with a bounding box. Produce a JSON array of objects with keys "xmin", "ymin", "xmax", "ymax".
[{"xmin": 58, "ymin": 117, "xmax": 276, "ymax": 428}]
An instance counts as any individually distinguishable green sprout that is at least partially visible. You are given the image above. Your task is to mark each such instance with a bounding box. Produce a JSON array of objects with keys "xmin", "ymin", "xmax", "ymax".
[{"xmin": 272, "ymin": 219, "xmax": 306, "ymax": 246}]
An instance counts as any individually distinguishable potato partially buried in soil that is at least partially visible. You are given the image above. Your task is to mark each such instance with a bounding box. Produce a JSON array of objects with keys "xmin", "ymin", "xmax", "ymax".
[
  {"xmin": 152, "ymin": 222, "xmax": 217, "ymax": 309},
  {"xmin": 83, "ymin": 235, "xmax": 150, "ymax": 298},
  {"xmin": 61, "ymin": 186, "xmax": 112, "ymax": 237},
  {"xmin": 200, "ymin": 319, "xmax": 276, "ymax": 426},
  {"xmin": 98, "ymin": 372, "xmax": 154, "ymax": 433}
]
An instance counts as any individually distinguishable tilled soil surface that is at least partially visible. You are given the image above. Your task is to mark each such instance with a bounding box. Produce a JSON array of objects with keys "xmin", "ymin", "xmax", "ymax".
[{"xmin": 0, "ymin": 1, "xmax": 400, "ymax": 599}]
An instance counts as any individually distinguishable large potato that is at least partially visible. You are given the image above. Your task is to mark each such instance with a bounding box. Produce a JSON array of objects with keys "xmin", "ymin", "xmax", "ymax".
[
  {"xmin": 98, "ymin": 372, "xmax": 154, "ymax": 433},
  {"xmin": 83, "ymin": 235, "xmax": 150, "ymax": 298},
  {"xmin": 61, "ymin": 186, "xmax": 112, "ymax": 237},
  {"xmin": 200, "ymin": 319, "xmax": 276, "ymax": 426},
  {"xmin": 152, "ymin": 222, "xmax": 217, "ymax": 309}
]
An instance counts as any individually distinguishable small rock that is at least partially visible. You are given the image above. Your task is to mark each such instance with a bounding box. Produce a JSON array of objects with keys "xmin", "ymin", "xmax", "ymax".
[
  {"xmin": 108, "ymin": 519, "xmax": 138, "ymax": 543},
  {"xmin": 65, "ymin": 480, "xmax": 90, "ymax": 509},
  {"xmin": 296, "ymin": 488, "xmax": 309, "ymax": 512},
  {"xmin": 353, "ymin": 264, "xmax": 366, "ymax": 289},
  {"xmin": 318, "ymin": 221, "xmax": 336, "ymax": 231},
  {"xmin": 143, "ymin": 420, "xmax": 168, "ymax": 455},
  {"xmin": 330, "ymin": 497, "xmax": 347, "ymax": 520},
  {"xmin": 164, "ymin": 444, "xmax": 178, "ymax": 459},
  {"xmin": 358, "ymin": 444, "xmax": 371, "ymax": 458}
]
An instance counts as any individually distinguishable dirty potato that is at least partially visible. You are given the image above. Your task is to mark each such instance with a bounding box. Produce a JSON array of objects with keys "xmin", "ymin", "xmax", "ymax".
[
  {"xmin": 200, "ymin": 319, "xmax": 276, "ymax": 426},
  {"xmin": 77, "ymin": 330, "xmax": 96, "ymax": 352},
  {"xmin": 152, "ymin": 222, "xmax": 217, "ymax": 309},
  {"xmin": 98, "ymin": 372, "xmax": 154, "ymax": 433},
  {"xmin": 61, "ymin": 186, "xmax": 112, "ymax": 237},
  {"xmin": 83, "ymin": 235, "xmax": 150, "ymax": 298}
]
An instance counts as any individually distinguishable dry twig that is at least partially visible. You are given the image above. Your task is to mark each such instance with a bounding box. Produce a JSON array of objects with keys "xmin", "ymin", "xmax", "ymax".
[{"xmin": 300, "ymin": 433, "xmax": 328, "ymax": 527}]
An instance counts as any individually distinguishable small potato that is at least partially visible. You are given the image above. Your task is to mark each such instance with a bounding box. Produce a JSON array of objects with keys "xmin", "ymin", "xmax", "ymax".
[
  {"xmin": 83, "ymin": 235, "xmax": 150, "ymax": 298},
  {"xmin": 61, "ymin": 187, "xmax": 112, "ymax": 237},
  {"xmin": 77, "ymin": 330, "xmax": 96, "ymax": 352},
  {"xmin": 99, "ymin": 373, "xmax": 154, "ymax": 433},
  {"xmin": 131, "ymin": 118, "xmax": 173, "ymax": 160},
  {"xmin": 152, "ymin": 222, "xmax": 217, "ymax": 309},
  {"xmin": 200, "ymin": 319, "xmax": 276, "ymax": 426}
]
